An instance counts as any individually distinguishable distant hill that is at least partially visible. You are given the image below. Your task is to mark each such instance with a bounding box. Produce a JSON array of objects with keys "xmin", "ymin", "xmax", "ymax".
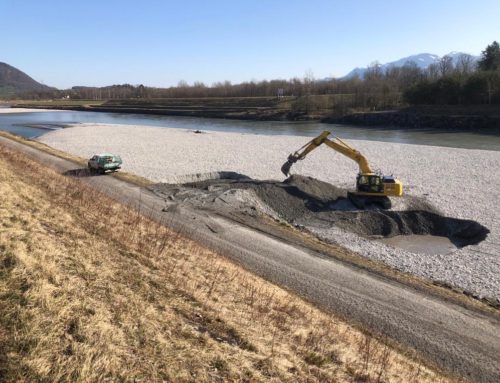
[
  {"xmin": 342, "ymin": 52, "xmax": 479, "ymax": 79},
  {"xmin": 0, "ymin": 62, "xmax": 54, "ymax": 98}
]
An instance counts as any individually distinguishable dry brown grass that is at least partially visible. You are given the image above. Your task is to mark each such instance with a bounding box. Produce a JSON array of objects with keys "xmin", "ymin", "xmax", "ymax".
[{"xmin": 0, "ymin": 142, "xmax": 459, "ymax": 382}]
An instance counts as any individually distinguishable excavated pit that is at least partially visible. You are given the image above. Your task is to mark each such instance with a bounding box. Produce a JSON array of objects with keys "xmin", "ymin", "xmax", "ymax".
[{"xmin": 151, "ymin": 174, "xmax": 489, "ymax": 251}]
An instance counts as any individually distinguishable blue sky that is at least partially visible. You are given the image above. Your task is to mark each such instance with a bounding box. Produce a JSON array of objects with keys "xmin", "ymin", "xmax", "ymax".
[{"xmin": 1, "ymin": 0, "xmax": 499, "ymax": 88}]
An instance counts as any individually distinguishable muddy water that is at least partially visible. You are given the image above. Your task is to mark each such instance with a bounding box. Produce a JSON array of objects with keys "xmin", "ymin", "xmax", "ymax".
[
  {"xmin": 379, "ymin": 235, "xmax": 458, "ymax": 255},
  {"xmin": 1, "ymin": 109, "xmax": 499, "ymax": 150}
]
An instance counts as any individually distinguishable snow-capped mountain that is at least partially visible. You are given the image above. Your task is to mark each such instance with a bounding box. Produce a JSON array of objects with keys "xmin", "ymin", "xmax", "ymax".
[{"xmin": 342, "ymin": 52, "xmax": 478, "ymax": 79}]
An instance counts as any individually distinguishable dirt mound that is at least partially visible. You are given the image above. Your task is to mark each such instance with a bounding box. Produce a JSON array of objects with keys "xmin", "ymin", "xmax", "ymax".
[
  {"xmin": 180, "ymin": 175, "xmax": 347, "ymax": 222},
  {"xmin": 244, "ymin": 175, "xmax": 347, "ymax": 222},
  {"xmin": 284, "ymin": 175, "xmax": 347, "ymax": 203},
  {"xmin": 319, "ymin": 210, "xmax": 488, "ymax": 247},
  {"xmin": 152, "ymin": 174, "xmax": 489, "ymax": 249}
]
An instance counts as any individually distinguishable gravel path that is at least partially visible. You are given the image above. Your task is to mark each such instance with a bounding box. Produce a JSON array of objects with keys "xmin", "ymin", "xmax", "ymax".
[{"xmin": 38, "ymin": 123, "xmax": 500, "ymax": 300}]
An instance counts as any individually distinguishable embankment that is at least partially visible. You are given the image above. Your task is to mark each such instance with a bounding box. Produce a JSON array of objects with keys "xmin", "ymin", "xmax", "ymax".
[
  {"xmin": 13, "ymin": 97, "xmax": 314, "ymax": 121},
  {"xmin": 326, "ymin": 105, "xmax": 500, "ymax": 130}
]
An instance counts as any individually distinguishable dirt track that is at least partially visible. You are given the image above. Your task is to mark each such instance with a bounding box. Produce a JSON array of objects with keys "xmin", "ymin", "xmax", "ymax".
[{"xmin": 1, "ymin": 136, "xmax": 500, "ymax": 383}]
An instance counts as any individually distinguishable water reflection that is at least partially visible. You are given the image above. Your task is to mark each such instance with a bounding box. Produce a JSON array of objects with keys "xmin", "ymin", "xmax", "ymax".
[{"xmin": 0, "ymin": 109, "xmax": 499, "ymax": 151}]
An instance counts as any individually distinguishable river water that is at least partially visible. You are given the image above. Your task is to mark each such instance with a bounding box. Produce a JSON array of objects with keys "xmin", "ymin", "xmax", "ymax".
[{"xmin": 0, "ymin": 109, "xmax": 499, "ymax": 150}]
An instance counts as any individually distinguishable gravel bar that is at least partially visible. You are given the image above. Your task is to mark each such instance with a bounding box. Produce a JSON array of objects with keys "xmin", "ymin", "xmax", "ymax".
[{"xmin": 38, "ymin": 123, "xmax": 500, "ymax": 300}]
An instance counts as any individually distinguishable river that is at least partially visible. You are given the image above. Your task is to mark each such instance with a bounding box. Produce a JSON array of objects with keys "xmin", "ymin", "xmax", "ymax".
[{"xmin": 0, "ymin": 108, "xmax": 499, "ymax": 150}]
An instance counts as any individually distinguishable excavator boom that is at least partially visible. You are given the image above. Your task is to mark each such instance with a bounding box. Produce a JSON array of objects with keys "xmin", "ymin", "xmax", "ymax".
[{"xmin": 281, "ymin": 131, "xmax": 373, "ymax": 176}]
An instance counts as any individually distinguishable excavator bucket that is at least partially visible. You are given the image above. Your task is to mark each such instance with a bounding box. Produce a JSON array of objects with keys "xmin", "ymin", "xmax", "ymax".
[
  {"xmin": 281, "ymin": 154, "xmax": 300, "ymax": 176},
  {"xmin": 281, "ymin": 160, "xmax": 294, "ymax": 176}
]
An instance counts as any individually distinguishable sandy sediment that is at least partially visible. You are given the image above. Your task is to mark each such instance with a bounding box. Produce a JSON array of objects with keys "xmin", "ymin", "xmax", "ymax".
[
  {"xmin": 0, "ymin": 107, "xmax": 66, "ymax": 114},
  {"xmin": 38, "ymin": 123, "xmax": 500, "ymax": 300}
]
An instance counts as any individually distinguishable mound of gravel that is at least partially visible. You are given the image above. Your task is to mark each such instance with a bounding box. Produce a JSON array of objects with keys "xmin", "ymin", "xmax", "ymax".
[
  {"xmin": 318, "ymin": 210, "xmax": 488, "ymax": 246},
  {"xmin": 176, "ymin": 175, "xmax": 489, "ymax": 248}
]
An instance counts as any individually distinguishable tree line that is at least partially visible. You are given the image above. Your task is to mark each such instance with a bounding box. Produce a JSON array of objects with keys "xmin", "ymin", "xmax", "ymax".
[
  {"xmin": 403, "ymin": 41, "xmax": 500, "ymax": 105},
  {"xmin": 333, "ymin": 41, "xmax": 499, "ymax": 107},
  {"xmin": 21, "ymin": 41, "xmax": 500, "ymax": 108}
]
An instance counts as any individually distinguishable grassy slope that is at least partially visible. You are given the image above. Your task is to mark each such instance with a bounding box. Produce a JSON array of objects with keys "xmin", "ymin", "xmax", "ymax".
[{"xmin": 0, "ymin": 144, "xmax": 457, "ymax": 382}]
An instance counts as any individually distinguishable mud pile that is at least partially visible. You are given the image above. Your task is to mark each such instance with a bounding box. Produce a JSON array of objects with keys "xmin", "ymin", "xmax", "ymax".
[{"xmin": 152, "ymin": 175, "xmax": 489, "ymax": 248}]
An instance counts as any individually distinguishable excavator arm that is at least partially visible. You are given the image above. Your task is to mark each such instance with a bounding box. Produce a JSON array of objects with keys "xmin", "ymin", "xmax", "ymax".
[{"xmin": 281, "ymin": 131, "xmax": 373, "ymax": 176}]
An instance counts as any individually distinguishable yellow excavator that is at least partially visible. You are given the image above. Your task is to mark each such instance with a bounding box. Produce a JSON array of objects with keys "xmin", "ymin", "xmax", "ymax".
[{"xmin": 281, "ymin": 131, "xmax": 403, "ymax": 209}]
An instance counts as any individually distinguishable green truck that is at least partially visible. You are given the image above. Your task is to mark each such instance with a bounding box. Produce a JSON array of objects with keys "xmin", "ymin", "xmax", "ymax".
[{"xmin": 87, "ymin": 153, "xmax": 122, "ymax": 174}]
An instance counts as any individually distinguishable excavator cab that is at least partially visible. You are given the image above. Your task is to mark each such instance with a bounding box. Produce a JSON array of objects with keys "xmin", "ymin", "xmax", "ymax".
[
  {"xmin": 356, "ymin": 174, "xmax": 383, "ymax": 194},
  {"xmin": 356, "ymin": 174, "xmax": 403, "ymax": 197},
  {"xmin": 352, "ymin": 174, "xmax": 403, "ymax": 209},
  {"xmin": 348, "ymin": 173, "xmax": 403, "ymax": 209}
]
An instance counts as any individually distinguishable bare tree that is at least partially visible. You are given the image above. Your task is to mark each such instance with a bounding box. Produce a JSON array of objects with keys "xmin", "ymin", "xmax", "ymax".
[
  {"xmin": 303, "ymin": 70, "xmax": 315, "ymax": 93},
  {"xmin": 455, "ymin": 54, "xmax": 476, "ymax": 76},
  {"xmin": 427, "ymin": 63, "xmax": 440, "ymax": 80},
  {"xmin": 438, "ymin": 55, "xmax": 454, "ymax": 77},
  {"xmin": 364, "ymin": 61, "xmax": 383, "ymax": 81},
  {"xmin": 399, "ymin": 61, "xmax": 423, "ymax": 89},
  {"xmin": 302, "ymin": 70, "xmax": 315, "ymax": 113}
]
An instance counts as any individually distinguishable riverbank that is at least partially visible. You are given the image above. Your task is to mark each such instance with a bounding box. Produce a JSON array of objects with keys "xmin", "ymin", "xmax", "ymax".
[
  {"xmin": 13, "ymin": 97, "xmax": 314, "ymax": 121},
  {"xmin": 13, "ymin": 99, "xmax": 500, "ymax": 130},
  {"xmin": 3, "ymin": 106, "xmax": 500, "ymax": 150},
  {"xmin": 328, "ymin": 105, "xmax": 500, "ymax": 130},
  {"xmin": 38, "ymin": 123, "xmax": 500, "ymax": 303},
  {"xmin": 0, "ymin": 107, "xmax": 66, "ymax": 113}
]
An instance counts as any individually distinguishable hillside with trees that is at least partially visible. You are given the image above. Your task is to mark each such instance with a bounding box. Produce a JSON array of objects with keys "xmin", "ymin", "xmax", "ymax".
[
  {"xmin": 404, "ymin": 41, "xmax": 500, "ymax": 105},
  {"xmin": 0, "ymin": 62, "xmax": 54, "ymax": 98}
]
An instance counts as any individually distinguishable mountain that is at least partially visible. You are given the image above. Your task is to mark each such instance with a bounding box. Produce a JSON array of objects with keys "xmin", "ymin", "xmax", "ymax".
[
  {"xmin": 342, "ymin": 52, "xmax": 479, "ymax": 79},
  {"xmin": 0, "ymin": 62, "xmax": 54, "ymax": 98}
]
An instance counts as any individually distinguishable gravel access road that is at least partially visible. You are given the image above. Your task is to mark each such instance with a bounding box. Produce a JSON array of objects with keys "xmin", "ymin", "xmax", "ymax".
[{"xmin": 1, "ymin": 135, "xmax": 500, "ymax": 383}]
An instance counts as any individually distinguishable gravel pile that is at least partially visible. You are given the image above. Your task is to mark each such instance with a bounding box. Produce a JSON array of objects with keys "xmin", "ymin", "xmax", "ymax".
[
  {"xmin": 38, "ymin": 123, "xmax": 500, "ymax": 300},
  {"xmin": 154, "ymin": 175, "xmax": 489, "ymax": 247}
]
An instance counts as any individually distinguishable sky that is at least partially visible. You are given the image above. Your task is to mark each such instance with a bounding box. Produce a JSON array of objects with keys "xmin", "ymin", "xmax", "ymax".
[{"xmin": 1, "ymin": 0, "xmax": 499, "ymax": 89}]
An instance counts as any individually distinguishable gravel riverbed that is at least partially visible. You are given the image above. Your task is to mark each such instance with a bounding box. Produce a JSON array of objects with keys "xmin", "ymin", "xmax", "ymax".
[{"xmin": 38, "ymin": 123, "xmax": 500, "ymax": 301}]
